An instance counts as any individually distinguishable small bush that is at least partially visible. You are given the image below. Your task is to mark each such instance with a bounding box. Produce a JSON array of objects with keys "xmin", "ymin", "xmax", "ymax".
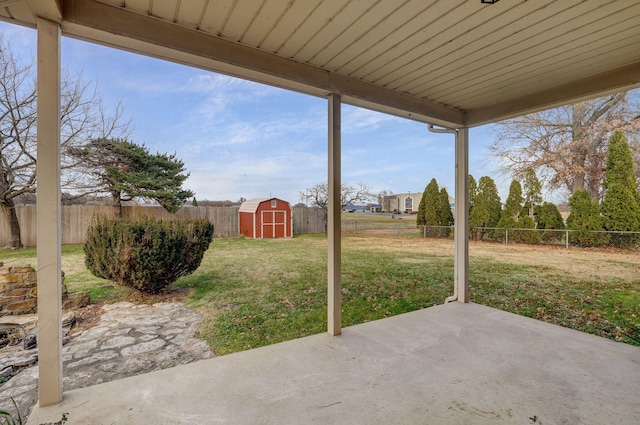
[{"xmin": 84, "ymin": 216, "xmax": 214, "ymax": 293}]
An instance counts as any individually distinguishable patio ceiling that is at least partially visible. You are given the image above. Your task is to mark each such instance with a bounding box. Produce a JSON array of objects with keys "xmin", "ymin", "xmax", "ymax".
[{"xmin": 2, "ymin": 0, "xmax": 640, "ymax": 128}]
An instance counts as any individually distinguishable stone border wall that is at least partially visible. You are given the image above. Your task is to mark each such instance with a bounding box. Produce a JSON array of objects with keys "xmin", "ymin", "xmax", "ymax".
[{"xmin": 0, "ymin": 264, "xmax": 88, "ymax": 316}]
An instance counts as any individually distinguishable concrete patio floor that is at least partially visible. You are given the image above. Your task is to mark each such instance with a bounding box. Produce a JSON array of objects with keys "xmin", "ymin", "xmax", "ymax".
[{"xmin": 27, "ymin": 302, "xmax": 640, "ymax": 425}]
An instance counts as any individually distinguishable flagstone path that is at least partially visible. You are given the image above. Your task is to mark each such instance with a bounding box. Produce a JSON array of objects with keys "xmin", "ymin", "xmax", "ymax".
[{"xmin": 0, "ymin": 302, "xmax": 213, "ymax": 420}]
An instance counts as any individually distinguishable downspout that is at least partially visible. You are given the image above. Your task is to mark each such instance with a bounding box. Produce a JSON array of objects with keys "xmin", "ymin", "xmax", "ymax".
[{"xmin": 427, "ymin": 124, "xmax": 459, "ymax": 304}]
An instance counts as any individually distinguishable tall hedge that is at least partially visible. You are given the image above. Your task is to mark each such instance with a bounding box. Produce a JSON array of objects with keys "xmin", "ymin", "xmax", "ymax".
[
  {"xmin": 469, "ymin": 176, "xmax": 501, "ymax": 240},
  {"xmin": 84, "ymin": 216, "xmax": 214, "ymax": 293},
  {"xmin": 534, "ymin": 202, "xmax": 565, "ymax": 242},
  {"xmin": 601, "ymin": 130, "xmax": 640, "ymax": 247},
  {"xmin": 437, "ymin": 187, "xmax": 454, "ymax": 237},
  {"xmin": 498, "ymin": 180, "xmax": 539, "ymax": 244},
  {"xmin": 567, "ymin": 189, "xmax": 609, "ymax": 247},
  {"xmin": 417, "ymin": 178, "xmax": 439, "ymax": 227}
]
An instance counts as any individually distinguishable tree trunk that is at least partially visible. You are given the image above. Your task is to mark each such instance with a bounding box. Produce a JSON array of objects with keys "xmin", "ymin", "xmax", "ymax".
[
  {"xmin": 323, "ymin": 209, "xmax": 328, "ymax": 233},
  {"xmin": 529, "ymin": 202, "xmax": 534, "ymax": 218},
  {"xmin": 111, "ymin": 190, "xmax": 123, "ymax": 219},
  {"xmin": 1, "ymin": 200, "xmax": 22, "ymax": 248}
]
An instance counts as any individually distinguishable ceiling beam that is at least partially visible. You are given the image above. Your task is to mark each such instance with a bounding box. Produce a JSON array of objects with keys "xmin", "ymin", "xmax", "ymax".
[
  {"xmin": 466, "ymin": 61, "xmax": 640, "ymax": 126},
  {"xmin": 61, "ymin": 0, "xmax": 464, "ymax": 127},
  {"xmin": 25, "ymin": 0, "xmax": 62, "ymax": 22}
]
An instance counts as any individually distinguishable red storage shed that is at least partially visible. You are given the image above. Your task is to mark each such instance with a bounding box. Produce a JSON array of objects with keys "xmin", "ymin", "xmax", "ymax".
[{"xmin": 238, "ymin": 198, "xmax": 293, "ymax": 239}]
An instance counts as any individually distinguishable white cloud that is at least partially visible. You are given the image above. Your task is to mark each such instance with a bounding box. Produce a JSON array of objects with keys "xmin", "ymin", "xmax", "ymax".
[
  {"xmin": 342, "ymin": 106, "xmax": 399, "ymax": 132},
  {"xmin": 187, "ymin": 149, "xmax": 326, "ymax": 201}
]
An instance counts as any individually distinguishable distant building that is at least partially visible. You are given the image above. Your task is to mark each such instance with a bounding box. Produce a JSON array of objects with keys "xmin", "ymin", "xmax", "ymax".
[
  {"xmin": 343, "ymin": 203, "xmax": 367, "ymax": 212},
  {"xmin": 384, "ymin": 192, "xmax": 422, "ymax": 213},
  {"xmin": 367, "ymin": 203, "xmax": 382, "ymax": 213},
  {"xmin": 343, "ymin": 203, "xmax": 383, "ymax": 213},
  {"xmin": 383, "ymin": 192, "xmax": 454, "ymax": 214}
]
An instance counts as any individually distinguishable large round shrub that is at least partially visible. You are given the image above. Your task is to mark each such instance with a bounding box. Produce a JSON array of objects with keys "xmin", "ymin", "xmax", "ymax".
[{"xmin": 84, "ymin": 216, "xmax": 214, "ymax": 293}]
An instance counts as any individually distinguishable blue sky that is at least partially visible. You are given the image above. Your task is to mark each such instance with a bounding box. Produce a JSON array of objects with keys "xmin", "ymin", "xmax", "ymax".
[{"xmin": 1, "ymin": 21, "xmax": 508, "ymax": 204}]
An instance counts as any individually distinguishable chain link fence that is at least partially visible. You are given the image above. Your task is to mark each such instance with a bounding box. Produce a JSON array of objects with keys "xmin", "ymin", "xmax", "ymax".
[
  {"xmin": 341, "ymin": 220, "xmax": 425, "ymax": 238},
  {"xmin": 342, "ymin": 221, "xmax": 640, "ymax": 250}
]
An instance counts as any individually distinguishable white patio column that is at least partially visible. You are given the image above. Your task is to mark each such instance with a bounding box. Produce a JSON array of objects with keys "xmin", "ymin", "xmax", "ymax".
[
  {"xmin": 36, "ymin": 17, "xmax": 63, "ymax": 406},
  {"xmin": 454, "ymin": 127, "xmax": 469, "ymax": 303},
  {"xmin": 327, "ymin": 93, "xmax": 342, "ymax": 335}
]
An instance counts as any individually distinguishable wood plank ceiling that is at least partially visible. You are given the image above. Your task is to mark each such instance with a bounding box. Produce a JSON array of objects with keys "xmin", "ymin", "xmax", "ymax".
[{"xmin": 1, "ymin": 0, "xmax": 640, "ymax": 127}]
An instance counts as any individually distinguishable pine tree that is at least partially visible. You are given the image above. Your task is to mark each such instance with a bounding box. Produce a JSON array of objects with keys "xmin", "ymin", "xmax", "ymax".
[
  {"xmin": 499, "ymin": 180, "xmax": 524, "ymax": 225},
  {"xmin": 567, "ymin": 189, "xmax": 608, "ymax": 246},
  {"xmin": 601, "ymin": 130, "xmax": 640, "ymax": 247},
  {"xmin": 437, "ymin": 187, "xmax": 454, "ymax": 237},
  {"xmin": 468, "ymin": 174, "xmax": 477, "ymax": 215},
  {"xmin": 417, "ymin": 178, "xmax": 439, "ymax": 225},
  {"xmin": 469, "ymin": 176, "xmax": 501, "ymax": 240},
  {"xmin": 523, "ymin": 167, "xmax": 542, "ymax": 218},
  {"xmin": 498, "ymin": 180, "xmax": 538, "ymax": 243},
  {"xmin": 71, "ymin": 138, "xmax": 194, "ymax": 217},
  {"xmin": 534, "ymin": 202, "xmax": 565, "ymax": 242}
]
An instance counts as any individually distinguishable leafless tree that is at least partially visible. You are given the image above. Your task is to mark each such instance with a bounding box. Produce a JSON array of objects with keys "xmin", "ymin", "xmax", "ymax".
[
  {"xmin": 0, "ymin": 36, "xmax": 130, "ymax": 247},
  {"xmin": 377, "ymin": 189, "xmax": 394, "ymax": 213},
  {"xmin": 299, "ymin": 182, "xmax": 375, "ymax": 230},
  {"xmin": 489, "ymin": 90, "xmax": 640, "ymax": 201}
]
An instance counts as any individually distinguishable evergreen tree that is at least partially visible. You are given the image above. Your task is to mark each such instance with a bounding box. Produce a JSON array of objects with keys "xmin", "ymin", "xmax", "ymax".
[
  {"xmin": 71, "ymin": 138, "xmax": 194, "ymax": 217},
  {"xmin": 523, "ymin": 167, "xmax": 543, "ymax": 218},
  {"xmin": 534, "ymin": 202, "xmax": 565, "ymax": 242},
  {"xmin": 567, "ymin": 189, "xmax": 608, "ymax": 247},
  {"xmin": 534, "ymin": 202, "xmax": 565, "ymax": 230},
  {"xmin": 437, "ymin": 187, "xmax": 454, "ymax": 237},
  {"xmin": 498, "ymin": 180, "xmax": 539, "ymax": 244},
  {"xmin": 469, "ymin": 176, "xmax": 501, "ymax": 240},
  {"xmin": 468, "ymin": 174, "xmax": 477, "ymax": 215},
  {"xmin": 417, "ymin": 178, "xmax": 440, "ymax": 229},
  {"xmin": 499, "ymin": 180, "xmax": 524, "ymax": 225},
  {"xmin": 601, "ymin": 131, "xmax": 640, "ymax": 247},
  {"xmin": 192, "ymin": 197, "xmax": 198, "ymax": 207}
]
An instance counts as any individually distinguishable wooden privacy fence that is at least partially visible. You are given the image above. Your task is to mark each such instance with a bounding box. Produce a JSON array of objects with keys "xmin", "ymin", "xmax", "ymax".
[{"xmin": 0, "ymin": 205, "xmax": 325, "ymax": 247}]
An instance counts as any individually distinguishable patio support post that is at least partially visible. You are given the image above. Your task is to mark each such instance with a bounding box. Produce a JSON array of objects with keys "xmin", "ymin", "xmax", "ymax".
[
  {"xmin": 327, "ymin": 93, "xmax": 342, "ymax": 335},
  {"xmin": 454, "ymin": 127, "xmax": 469, "ymax": 303},
  {"xmin": 36, "ymin": 17, "xmax": 63, "ymax": 406}
]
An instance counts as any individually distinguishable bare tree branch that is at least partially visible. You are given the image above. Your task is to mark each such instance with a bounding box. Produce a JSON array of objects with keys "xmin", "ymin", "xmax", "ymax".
[
  {"xmin": 0, "ymin": 36, "xmax": 131, "ymax": 247},
  {"xmin": 489, "ymin": 90, "xmax": 640, "ymax": 201},
  {"xmin": 299, "ymin": 182, "xmax": 376, "ymax": 231}
]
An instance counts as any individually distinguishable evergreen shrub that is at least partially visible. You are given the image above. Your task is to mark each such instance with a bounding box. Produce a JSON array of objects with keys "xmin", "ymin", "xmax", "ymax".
[
  {"xmin": 567, "ymin": 190, "xmax": 609, "ymax": 247},
  {"xmin": 84, "ymin": 216, "xmax": 214, "ymax": 293},
  {"xmin": 534, "ymin": 202, "xmax": 565, "ymax": 242}
]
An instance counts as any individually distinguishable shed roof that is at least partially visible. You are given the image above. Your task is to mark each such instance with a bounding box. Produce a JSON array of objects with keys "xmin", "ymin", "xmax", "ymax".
[
  {"xmin": 238, "ymin": 199, "xmax": 269, "ymax": 214},
  {"xmin": 239, "ymin": 198, "xmax": 290, "ymax": 214},
  {"xmin": 2, "ymin": 0, "xmax": 639, "ymax": 128}
]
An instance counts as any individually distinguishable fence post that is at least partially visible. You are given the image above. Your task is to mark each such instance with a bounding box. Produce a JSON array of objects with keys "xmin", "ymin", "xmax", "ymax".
[
  {"xmin": 565, "ymin": 230, "xmax": 569, "ymax": 249},
  {"xmin": 423, "ymin": 224, "xmax": 426, "ymax": 238},
  {"xmin": 505, "ymin": 228, "xmax": 508, "ymax": 245}
]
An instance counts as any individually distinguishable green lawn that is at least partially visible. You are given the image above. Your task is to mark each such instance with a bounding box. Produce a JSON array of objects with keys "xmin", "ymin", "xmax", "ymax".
[{"xmin": 2, "ymin": 234, "xmax": 638, "ymax": 355}]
